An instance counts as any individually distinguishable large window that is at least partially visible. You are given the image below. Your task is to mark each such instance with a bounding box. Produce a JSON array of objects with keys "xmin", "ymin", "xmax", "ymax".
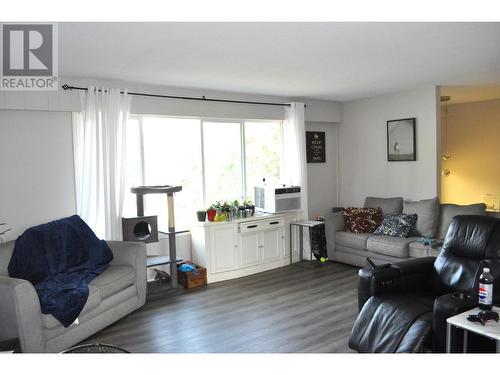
[
  {"xmin": 244, "ymin": 121, "xmax": 283, "ymax": 198},
  {"xmin": 123, "ymin": 116, "xmax": 283, "ymax": 230},
  {"xmin": 203, "ymin": 121, "xmax": 243, "ymax": 204}
]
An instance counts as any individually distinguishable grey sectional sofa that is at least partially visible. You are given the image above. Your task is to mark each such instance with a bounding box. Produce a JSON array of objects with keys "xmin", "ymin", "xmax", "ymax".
[
  {"xmin": 0, "ymin": 240, "xmax": 146, "ymax": 352},
  {"xmin": 325, "ymin": 197, "xmax": 486, "ymax": 267}
]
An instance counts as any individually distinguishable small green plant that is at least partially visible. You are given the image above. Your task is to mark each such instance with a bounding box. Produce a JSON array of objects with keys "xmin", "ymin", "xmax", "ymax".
[{"xmin": 210, "ymin": 201, "xmax": 223, "ymax": 210}]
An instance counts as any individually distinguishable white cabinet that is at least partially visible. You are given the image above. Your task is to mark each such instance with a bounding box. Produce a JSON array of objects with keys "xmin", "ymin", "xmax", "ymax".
[
  {"xmin": 261, "ymin": 221, "xmax": 284, "ymax": 262},
  {"xmin": 209, "ymin": 225, "xmax": 238, "ymax": 273},
  {"xmin": 240, "ymin": 230, "xmax": 261, "ymax": 267},
  {"xmin": 240, "ymin": 218, "xmax": 284, "ymax": 265},
  {"xmin": 191, "ymin": 213, "xmax": 298, "ymax": 283}
]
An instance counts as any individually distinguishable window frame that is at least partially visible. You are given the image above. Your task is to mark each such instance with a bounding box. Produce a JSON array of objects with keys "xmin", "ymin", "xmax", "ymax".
[{"xmin": 128, "ymin": 114, "xmax": 283, "ymax": 209}]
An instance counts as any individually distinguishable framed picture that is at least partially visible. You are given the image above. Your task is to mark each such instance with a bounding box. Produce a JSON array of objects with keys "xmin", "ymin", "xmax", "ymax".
[
  {"xmin": 387, "ymin": 118, "xmax": 416, "ymax": 161},
  {"xmin": 306, "ymin": 131, "xmax": 326, "ymax": 163}
]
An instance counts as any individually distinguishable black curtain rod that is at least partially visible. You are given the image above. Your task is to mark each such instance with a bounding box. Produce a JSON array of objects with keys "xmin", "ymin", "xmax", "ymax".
[{"xmin": 62, "ymin": 84, "xmax": 292, "ymax": 108}]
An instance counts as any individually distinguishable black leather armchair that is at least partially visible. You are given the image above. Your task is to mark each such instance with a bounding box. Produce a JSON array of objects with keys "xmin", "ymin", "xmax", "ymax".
[{"xmin": 349, "ymin": 215, "xmax": 500, "ymax": 353}]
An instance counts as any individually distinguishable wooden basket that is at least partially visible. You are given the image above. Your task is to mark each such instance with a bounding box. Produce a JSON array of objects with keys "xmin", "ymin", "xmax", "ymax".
[{"xmin": 178, "ymin": 264, "xmax": 207, "ymax": 289}]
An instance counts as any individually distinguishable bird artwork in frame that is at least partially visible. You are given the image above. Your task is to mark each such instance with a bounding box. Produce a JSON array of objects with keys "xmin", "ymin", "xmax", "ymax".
[{"xmin": 387, "ymin": 118, "xmax": 416, "ymax": 161}]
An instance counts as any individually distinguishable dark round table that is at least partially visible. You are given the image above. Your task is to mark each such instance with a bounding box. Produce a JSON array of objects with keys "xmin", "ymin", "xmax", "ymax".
[{"xmin": 62, "ymin": 343, "xmax": 129, "ymax": 353}]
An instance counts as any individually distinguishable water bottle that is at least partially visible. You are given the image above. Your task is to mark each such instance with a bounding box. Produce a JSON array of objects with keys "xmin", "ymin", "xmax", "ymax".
[{"xmin": 478, "ymin": 267, "xmax": 494, "ymax": 311}]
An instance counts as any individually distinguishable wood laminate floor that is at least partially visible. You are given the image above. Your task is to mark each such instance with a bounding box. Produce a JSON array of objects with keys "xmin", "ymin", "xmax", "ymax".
[{"xmin": 82, "ymin": 261, "xmax": 360, "ymax": 353}]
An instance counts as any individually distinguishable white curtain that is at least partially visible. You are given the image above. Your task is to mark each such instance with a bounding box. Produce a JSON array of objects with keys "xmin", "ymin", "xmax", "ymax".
[
  {"xmin": 72, "ymin": 87, "xmax": 131, "ymax": 240},
  {"xmin": 283, "ymin": 102, "xmax": 309, "ymax": 220}
]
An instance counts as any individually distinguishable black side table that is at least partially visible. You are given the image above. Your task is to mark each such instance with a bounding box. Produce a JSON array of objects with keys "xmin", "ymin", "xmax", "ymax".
[
  {"xmin": 289, "ymin": 220, "xmax": 326, "ymax": 265},
  {"xmin": 0, "ymin": 338, "xmax": 21, "ymax": 353}
]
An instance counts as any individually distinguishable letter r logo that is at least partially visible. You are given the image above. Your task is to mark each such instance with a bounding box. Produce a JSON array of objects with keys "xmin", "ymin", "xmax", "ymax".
[{"xmin": 2, "ymin": 24, "xmax": 53, "ymax": 76}]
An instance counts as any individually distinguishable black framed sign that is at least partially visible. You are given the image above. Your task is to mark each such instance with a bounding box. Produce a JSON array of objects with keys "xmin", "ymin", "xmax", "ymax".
[
  {"xmin": 387, "ymin": 118, "xmax": 416, "ymax": 161},
  {"xmin": 306, "ymin": 131, "xmax": 326, "ymax": 163}
]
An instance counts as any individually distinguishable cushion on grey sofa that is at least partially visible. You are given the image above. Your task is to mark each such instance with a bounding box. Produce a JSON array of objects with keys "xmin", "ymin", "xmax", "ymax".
[
  {"xmin": 42, "ymin": 285, "xmax": 102, "ymax": 329},
  {"xmin": 408, "ymin": 242, "xmax": 441, "ymax": 259},
  {"xmin": 435, "ymin": 203, "xmax": 486, "ymax": 239},
  {"xmin": 373, "ymin": 213, "xmax": 418, "ymax": 238},
  {"xmin": 403, "ymin": 197, "xmax": 440, "ymax": 238},
  {"xmin": 90, "ymin": 265, "xmax": 135, "ymax": 299},
  {"xmin": 366, "ymin": 235, "xmax": 418, "ymax": 258},
  {"xmin": 364, "ymin": 197, "xmax": 403, "ymax": 217},
  {"xmin": 336, "ymin": 231, "xmax": 372, "ymax": 251}
]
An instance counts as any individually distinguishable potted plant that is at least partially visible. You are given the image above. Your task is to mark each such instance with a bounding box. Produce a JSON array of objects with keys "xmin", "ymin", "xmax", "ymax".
[
  {"xmin": 229, "ymin": 200, "xmax": 240, "ymax": 220},
  {"xmin": 238, "ymin": 201, "xmax": 247, "ymax": 218},
  {"xmin": 207, "ymin": 201, "xmax": 222, "ymax": 222},
  {"xmin": 214, "ymin": 209, "xmax": 226, "ymax": 222},
  {"xmin": 221, "ymin": 201, "xmax": 231, "ymax": 221},
  {"xmin": 196, "ymin": 209, "xmax": 207, "ymax": 222},
  {"xmin": 245, "ymin": 199, "xmax": 255, "ymax": 216}
]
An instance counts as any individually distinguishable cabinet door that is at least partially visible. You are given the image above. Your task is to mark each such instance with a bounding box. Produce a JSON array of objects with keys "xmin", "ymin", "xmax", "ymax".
[
  {"xmin": 239, "ymin": 231, "xmax": 261, "ymax": 268},
  {"xmin": 209, "ymin": 225, "xmax": 238, "ymax": 273},
  {"xmin": 262, "ymin": 227, "xmax": 283, "ymax": 262}
]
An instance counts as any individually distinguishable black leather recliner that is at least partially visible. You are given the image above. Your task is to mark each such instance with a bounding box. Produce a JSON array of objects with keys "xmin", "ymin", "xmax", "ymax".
[{"xmin": 349, "ymin": 215, "xmax": 500, "ymax": 353}]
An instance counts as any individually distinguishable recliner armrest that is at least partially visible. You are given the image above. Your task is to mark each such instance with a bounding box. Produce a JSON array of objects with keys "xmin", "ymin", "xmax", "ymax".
[
  {"xmin": 357, "ymin": 257, "xmax": 436, "ymax": 311},
  {"xmin": 391, "ymin": 256, "xmax": 436, "ymax": 275},
  {"xmin": 433, "ymin": 291, "xmax": 478, "ymax": 352}
]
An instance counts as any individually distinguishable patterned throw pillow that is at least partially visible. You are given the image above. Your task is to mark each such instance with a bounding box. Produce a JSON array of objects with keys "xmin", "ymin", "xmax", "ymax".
[
  {"xmin": 373, "ymin": 213, "xmax": 418, "ymax": 238},
  {"xmin": 342, "ymin": 207, "xmax": 383, "ymax": 234}
]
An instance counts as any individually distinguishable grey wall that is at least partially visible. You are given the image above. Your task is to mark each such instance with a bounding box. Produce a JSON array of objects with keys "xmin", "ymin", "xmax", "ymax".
[
  {"xmin": 306, "ymin": 122, "xmax": 339, "ymax": 219},
  {"xmin": 0, "ymin": 110, "xmax": 77, "ymax": 242}
]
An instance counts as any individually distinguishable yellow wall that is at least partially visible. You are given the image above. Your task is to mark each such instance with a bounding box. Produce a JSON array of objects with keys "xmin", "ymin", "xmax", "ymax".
[{"xmin": 440, "ymin": 99, "xmax": 500, "ymax": 208}]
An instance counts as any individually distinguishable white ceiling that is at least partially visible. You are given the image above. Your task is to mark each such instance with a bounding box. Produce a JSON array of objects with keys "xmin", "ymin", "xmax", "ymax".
[{"xmin": 59, "ymin": 22, "xmax": 500, "ymax": 102}]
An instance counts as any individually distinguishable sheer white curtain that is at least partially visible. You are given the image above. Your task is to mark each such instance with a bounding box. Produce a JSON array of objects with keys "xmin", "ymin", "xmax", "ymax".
[
  {"xmin": 283, "ymin": 102, "xmax": 309, "ymax": 220},
  {"xmin": 72, "ymin": 87, "xmax": 131, "ymax": 240}
]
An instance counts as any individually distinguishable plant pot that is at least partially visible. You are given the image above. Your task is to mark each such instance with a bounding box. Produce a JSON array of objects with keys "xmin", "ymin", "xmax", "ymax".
[
  {"xmin": 214, "ymin": 210, "xmax": 226, "ymax": 222},
  {"xmin": 197, "ymin": 211, "xmax": 207, "ymax": 222},
  {"xmin": 246, "ymin": 205, "xmax": 255, "ymax": 216},
  {"xmin": 238, "ymin": 207, "xmax": 247, "ymax": 219},
  {"xmin": 207, "ymin": 209, "xmax": 216, "ymax": 222}
]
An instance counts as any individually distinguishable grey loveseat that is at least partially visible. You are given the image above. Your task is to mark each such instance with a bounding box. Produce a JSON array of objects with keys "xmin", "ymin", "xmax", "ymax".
[
  {"xmin": 325, "ymin": 196, "xmax": 486, "ymax": 267},
  {"xmin": 0, "ymin": 240, "xmax": 146, "ymax": 352}
]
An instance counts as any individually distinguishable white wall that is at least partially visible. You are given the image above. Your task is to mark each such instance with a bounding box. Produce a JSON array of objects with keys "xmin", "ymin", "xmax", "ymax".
[
  {"xmin": 0, "ymin": 77, "xmax": 343, "ymax": 123},
  {"xmin": 339, "ymin": 86, "xmax": 439, "ymax": 206},
  {"xmin": 306, "ymin": 122, "xmax": 339, "ymax": 219},
  {"xmin": 0, "ymin": 110, "xmax": 76, "ymax": 242},
  {"xmin": 0, "ymin": 79, "xmax": 342, "ymax": 262}
]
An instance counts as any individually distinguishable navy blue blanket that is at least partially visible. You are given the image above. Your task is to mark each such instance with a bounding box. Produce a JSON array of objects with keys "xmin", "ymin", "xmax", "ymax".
[{"xmin": 8, "ymin": 215, "xmax": 113, "ymax": 327}]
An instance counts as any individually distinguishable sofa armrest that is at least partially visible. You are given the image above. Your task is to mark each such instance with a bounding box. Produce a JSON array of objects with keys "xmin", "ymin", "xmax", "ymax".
[
  {"xmin": 0, "ymin": 276, "xmax": 44, "ymax": 352},
  {"xmin": 324, "ymin": 211, "xmax": 345, "ymax": 259},
  {"xmin": 108, "ymin": 241, "xmax": 146, "ymax": 267},
  {"xmin": 107, "ymin": 241, "xmax": 147, "ymax": 307},
  {"xmin": 357, "ymin": 257, "xmax": 436, "ymax": 311}
]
